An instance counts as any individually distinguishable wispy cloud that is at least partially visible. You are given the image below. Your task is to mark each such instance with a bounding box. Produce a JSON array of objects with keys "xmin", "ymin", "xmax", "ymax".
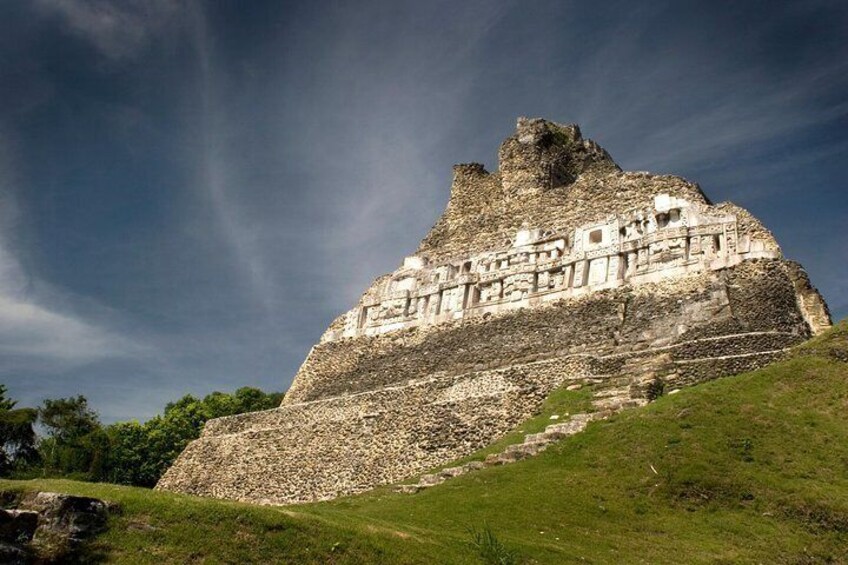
[
  {"xmin": 0, "ymin": 136, "xmax": 142, "ymax": 373},
  {"xmin": 628, "ymin": 64, "xmax": 848, "ymax": 173},
  {"xmin": 287, "ymin": 1, "xmax": 512, "ymax": 306},
  {"xmin": 564, "ymin": 10, "xmax": 848, "ymax": 175},
  {"xmin": 0, "ymin": 241, "xmax": 141, "ymax": 373},
  {"xmin": 34, "ymin": 0, "xmax": 183, "ymax": 60},
  {"xmin": 186, "ymin": 1, "xmax": 279, "ymax": 313},
  {"xmin": 0, "ymin": 294, "xmax": 135, "ymax": 368}
]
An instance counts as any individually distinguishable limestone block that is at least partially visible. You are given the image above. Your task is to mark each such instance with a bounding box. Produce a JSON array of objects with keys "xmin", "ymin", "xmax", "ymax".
[{"xmin": 588, "ymin": 257, "xmax": 609, "ymax": 286}]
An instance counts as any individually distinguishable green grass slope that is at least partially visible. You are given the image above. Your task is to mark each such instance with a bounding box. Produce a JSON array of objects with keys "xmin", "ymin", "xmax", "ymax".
[{"xmin": 3, "ymin": 321, "xmax": 847, "ymax": 564}]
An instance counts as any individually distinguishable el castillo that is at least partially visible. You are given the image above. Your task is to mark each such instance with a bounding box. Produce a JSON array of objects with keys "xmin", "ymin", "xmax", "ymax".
[{"xmin": 157, "ymin": 117, "xmax": 833, "ymax": 506}]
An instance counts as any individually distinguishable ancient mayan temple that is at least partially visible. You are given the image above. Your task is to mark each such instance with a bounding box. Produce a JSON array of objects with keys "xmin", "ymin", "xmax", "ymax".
[{"xmin": 157, "ymin": 118, "xmax": 831, "ymax": 505}]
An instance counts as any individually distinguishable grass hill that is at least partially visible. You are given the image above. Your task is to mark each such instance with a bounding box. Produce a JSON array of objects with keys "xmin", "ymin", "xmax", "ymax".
[{"xmin": 3, "ymin": 321, "xmax": 847, "ymax": 564}]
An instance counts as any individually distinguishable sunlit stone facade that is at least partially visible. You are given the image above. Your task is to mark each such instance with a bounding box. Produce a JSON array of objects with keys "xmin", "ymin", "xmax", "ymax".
[{"xmin": 326, "ymin": 194, "xmax": 779, "ymax": 342}]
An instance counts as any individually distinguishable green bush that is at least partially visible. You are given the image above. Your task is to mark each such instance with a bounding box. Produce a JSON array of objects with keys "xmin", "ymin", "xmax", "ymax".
[
  {"xmin": 467, "ymin": 524, "xmax": 520, "ymax": 565},
  {"xmin": 2, "ymin": 385, "xmax": 283, "ymax": 487}
]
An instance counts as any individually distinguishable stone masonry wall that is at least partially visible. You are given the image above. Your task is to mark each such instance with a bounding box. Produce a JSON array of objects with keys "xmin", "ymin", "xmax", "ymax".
[
  {"xmin": 284, "ymin": 260, "xmax": 808, "ymax": 404},
  {"xmin": 157, "ymin": 260, "xmax": 813, "ymax": 505},
  {"xmin": 157, "ymin": 325, "xmax": 800, "ymax": 505}
]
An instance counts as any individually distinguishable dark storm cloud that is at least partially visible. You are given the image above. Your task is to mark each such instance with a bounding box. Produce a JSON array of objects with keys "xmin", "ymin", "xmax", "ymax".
[{"xmin": 0, "ymin": 0, "xmax": 846, "ymax": 421}]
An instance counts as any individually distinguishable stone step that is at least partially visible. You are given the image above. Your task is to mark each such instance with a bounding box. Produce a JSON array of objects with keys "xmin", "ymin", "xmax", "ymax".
[
  {"xmin": 592, "ymin": 387, "xmax": 630, "ymax": 398},
  {"xmin": 484, "ymin": 453, "xmax": 502, "ymax": 466},
  {"xmin": 496, "ymin": 449, "xmax": 531, "ymax": 463},
  {"xmin": 418, "ymin": 474, "xmax": 444, "ymax": 487},
  {"xmin": 542, "ymin": 426, "xmax": 574, "ymax": 437},
  {"xmin": 393, "ymin": 484, "xmax": 423, "ymax": 494},
  {"xmin": 461, "ymin": 461, "xmax": 486, "ymax": 472},
  {"xmin": 504, "ymin": 442, "xmax": 549, "ymax": 456},
  {"xmin": 437, "ymin": 461, "xmax": 485, "ymax": 478},
  {"xmin": 623, "ymin": 399, "xmax": 648, "ymax": 409},
  {"xmin": 545, "ymin": 420, "xmax": 586, "ymax": 434},
  {"xmin": 438, "ymin": 466, "xmax": 466, "ymax": 479},
  {"xmin": 522, "ymin": 432, "xmax": 551, "ymax": 444},
  {"xmin": 399, "ymin": 412, "xmax": 605, "ymax": 493},
  {"xmin": 592, "ymin": 397, "xmax": 629, "ymax": 411}
]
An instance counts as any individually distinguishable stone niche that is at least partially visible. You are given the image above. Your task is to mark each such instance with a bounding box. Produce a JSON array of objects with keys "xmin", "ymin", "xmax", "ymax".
[{"xmin": 157, "ymin": 117, "xmax": 831, "ymax": 506}]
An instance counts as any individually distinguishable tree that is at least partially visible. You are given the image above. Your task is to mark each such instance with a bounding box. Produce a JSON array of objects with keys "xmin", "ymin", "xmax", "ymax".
[
  {"xmin": 38, "ymin": 396, "xmax": 104, "ymax": 478},
  {"xmin": 0, "ymin": 385, "xmax": 37, "ymax": 474},
  {"xmin": 105, "ymin": 421, "xmax": 155, "ymax": 486},
  {"xmin": 39, "ymin": 396, "xmax": 100, "ymax": 443},
  {"xmin": 233, "ymin": 387, "xmax": 283, "ymax": 413},
  {"xmin": 0, "ymin": 385, "xmax": 17, "ymax": 411},
  {"xmin": 0, "ymin": 409, "xmax": 38, "ymax": 474},
  {"xmin": 13, "ymin": 387, "xmax": 283, "ymax": 486}
]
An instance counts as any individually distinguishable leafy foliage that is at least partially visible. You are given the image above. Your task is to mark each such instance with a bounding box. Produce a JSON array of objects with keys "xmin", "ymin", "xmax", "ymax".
[
  {"xmin": 38, "ymin": 396, "xmax": 105, "ymax": 478},
  {"xmin": 0, "ymin": 384, "xmax": 17, "ymax": 411},
  {"xmin": 1, "ymin": 386, "xmax": 282, "ymax": 487},
  {"xmin": 0, "ymin": 385, "xmax": 37, "ymax": 473},
  {"xmin": 467, "ymin": 524, "xmax": 519, "ymax": 565},
  {"xmin": 39, "ymin": 396, "xmax": 100, "ymax": 442},
  {"xmin": 0, "ymin": 406, "xmax": 37, "ymax": 473}
]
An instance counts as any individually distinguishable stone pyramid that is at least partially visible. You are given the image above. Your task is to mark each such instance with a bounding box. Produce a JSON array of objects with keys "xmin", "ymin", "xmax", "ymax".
[{"xmin": 156, "ymin": 118, "xmax": 831, "ymax": 505}]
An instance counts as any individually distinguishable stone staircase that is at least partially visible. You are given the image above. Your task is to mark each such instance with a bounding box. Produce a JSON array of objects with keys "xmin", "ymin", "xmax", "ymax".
[
  {"xmin": 592, "ymin": 385, "xmax": 648, "ymax": 412},
  {"xmin": 395, "ymin": 412, "xmax": 606, "ymax": 494},
  {"xmin": 393, "ymin": 355, "xmax": 673, "ymax": 495}
]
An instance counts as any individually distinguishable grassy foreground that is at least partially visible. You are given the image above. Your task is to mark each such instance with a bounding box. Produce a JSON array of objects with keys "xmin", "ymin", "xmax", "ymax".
[{"xmin": 3, "ymin": 321, "xmax": 847, "ymax": 564}]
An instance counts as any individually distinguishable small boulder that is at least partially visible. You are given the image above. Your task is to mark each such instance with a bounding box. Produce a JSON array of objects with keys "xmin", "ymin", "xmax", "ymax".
[
  {"xmin": 21, "ymin": 492, "xmax": 109, "ymax": 542},
  {"xmin": 0, "ymin": 490, "xmax": 114, "ymax": 563},
  {"xmin": 0, "ymin": 509, "xmax": 38, "ymax": 544}
]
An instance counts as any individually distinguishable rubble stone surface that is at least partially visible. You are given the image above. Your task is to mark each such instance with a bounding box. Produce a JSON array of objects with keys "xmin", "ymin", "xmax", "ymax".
[
  {"xmin": 0, "ymin": 491, "xmax": 113, "ymax": 563},
  {"xmin": 157, "ymin": 118, "xmax": 831, "ymax": 505}
]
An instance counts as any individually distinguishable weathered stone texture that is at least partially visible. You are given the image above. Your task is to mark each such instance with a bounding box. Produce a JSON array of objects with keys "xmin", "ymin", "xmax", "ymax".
[
  {"xmin": 284, "ymin": 260, "xmax": 806, "ymax": 404},
  {"xmin": 0, "ymin": 492, "xmax": 113, "ymax": 563},
  {"xmin": 784, "ymin": 260, "xmax": 833, "ymax": 335},
  {"xmin": 157, "ymin": 117, "xmax": 831, "ymax": 505}
]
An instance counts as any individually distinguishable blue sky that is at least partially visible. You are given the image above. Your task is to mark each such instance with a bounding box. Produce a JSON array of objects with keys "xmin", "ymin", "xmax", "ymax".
[{"xmin": 1, "ymin": 0, "xmax": 846, "ymax": 422}]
